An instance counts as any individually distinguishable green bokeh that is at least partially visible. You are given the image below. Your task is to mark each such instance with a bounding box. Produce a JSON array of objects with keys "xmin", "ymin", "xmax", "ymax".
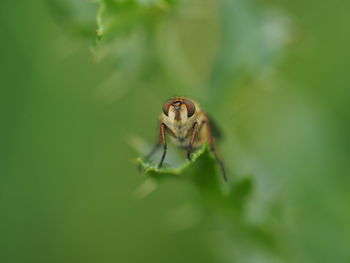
[{"xmin": 1, "ymin": 0, "xmax": 350, "ymax": 262}]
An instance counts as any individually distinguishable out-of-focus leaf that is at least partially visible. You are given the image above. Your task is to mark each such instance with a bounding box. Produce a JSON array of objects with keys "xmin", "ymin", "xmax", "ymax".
[
  {"xmin": 208, "ymin": 0, "xmax": 291, "ymax": 101},
  {"xmin": 46, "ymin": 0, "xmax": 98, "ymax": 37}
]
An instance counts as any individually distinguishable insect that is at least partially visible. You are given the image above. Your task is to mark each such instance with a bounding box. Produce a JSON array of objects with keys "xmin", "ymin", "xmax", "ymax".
[{"xmin": 145, "ymin": 97, "xmax": 227, "ymax": 181}]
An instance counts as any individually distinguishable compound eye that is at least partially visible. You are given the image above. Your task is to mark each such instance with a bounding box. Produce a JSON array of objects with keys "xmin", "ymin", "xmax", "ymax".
[
  {"xmin": 183, "ymin": 99, "xmax": 196, "ymax": 117},
  {"xmin": 162, "ymin": 100, "xmax": 173, "ymax": 116}
]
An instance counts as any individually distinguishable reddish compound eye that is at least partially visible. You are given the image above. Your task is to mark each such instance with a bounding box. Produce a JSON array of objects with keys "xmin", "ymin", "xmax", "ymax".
[
  {"xmin": 162, "ymin": 100, "xmax": 173, "ymax": 116},
  {"xmin": 183, "ymin": 99, "xmax": 196, "ymax": 117}
]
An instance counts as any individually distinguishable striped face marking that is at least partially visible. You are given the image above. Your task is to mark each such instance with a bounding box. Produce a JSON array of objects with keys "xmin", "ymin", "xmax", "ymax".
[{"xmin": 162, "ymin": 98, "xmax": 196, "ymax": 122}]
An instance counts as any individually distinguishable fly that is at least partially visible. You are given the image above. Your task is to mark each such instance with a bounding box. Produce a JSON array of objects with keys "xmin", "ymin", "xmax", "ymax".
[{"xmin": 145, "ymin": 97, "xmax": 227, "ymax": 181}]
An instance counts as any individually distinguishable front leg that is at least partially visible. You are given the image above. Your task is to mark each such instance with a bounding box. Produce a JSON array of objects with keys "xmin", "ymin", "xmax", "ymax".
[
  {"xmin": 158, "ymin": 123, "xmax": 168, "ymax": 168},
  {"xmin": 187, "ymin": 122, "xmax": 199, "ymax": 161}
]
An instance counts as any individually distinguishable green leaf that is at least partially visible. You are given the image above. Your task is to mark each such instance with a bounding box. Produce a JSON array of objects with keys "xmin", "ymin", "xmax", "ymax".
[
  {"xmin": 136, "ymin": 144, "xmax": 207, "ymax": 175},
  {"xmin": 47, "ymin": 0, "xmax": 98, "ymax": 37},
  {"xmin": 132, "ymin": 135, "xmax": 254, "ymax": 212}
]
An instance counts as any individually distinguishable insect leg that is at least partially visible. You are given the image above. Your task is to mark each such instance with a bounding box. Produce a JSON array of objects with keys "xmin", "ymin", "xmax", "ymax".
[
  {"xmin": 205, "ymin": 121, "xmax": 227, "ymax": 182},
  {"xmin": 187, "ymin": 122, "xmax": 199, "ymax": 161},
  {"xmin": 158, "ymin": 123, "xmax": 167, "ymax": 168}
]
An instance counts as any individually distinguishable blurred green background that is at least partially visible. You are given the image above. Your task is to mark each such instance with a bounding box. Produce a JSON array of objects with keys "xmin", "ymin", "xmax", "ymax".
[{"xmin": 1, "ymin": 0, "xmax": 350, "ymax": 262}]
